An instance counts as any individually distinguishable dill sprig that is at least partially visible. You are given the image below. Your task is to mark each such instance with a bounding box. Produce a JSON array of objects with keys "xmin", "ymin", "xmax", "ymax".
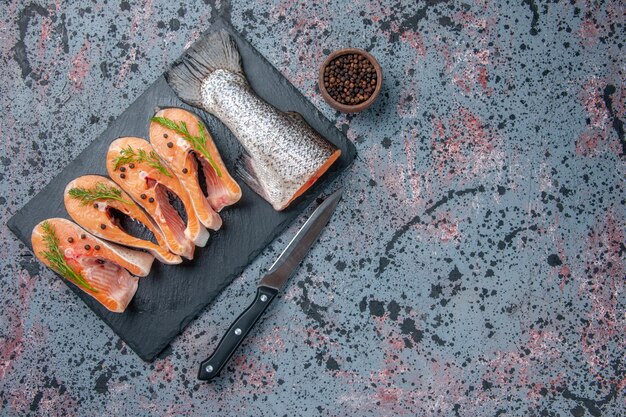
[
  {"xmin": 39, "ymin": 221, "xmax": 98, "ymax": 293},
  {"xmin": 113, "ymin": 145, "xmax": 172, "ymax": 177},
  {"xmin": 68, "ymin": 183, "xmax": 131, "ymax": 205},
  {"xmin": 150, "ymin": 116, "xmax": 222, "ymax": 177}
]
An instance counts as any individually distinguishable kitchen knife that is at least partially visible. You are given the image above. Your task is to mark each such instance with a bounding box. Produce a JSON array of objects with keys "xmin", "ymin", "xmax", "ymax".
[{"xmin": 198, "ymin": 188, "xmax": 343, "ymax": 381}]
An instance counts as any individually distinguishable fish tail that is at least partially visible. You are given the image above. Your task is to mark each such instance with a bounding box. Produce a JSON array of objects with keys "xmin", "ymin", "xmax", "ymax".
[{"xmin": 166, "ymin": 30, "xmax": 243, "ymax": 108}]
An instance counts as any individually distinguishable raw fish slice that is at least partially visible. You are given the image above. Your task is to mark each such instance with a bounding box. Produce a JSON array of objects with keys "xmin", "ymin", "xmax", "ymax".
[
  {"xmin": 154, "ymin": 182, "xmax": 189, "ymax": 245},
  {"xmin": 106, "ymin": 137, "xmax": 209, "ymax": 259},
  {"xmin": 150, "ymin": 107, "xmax": 241, "ymax": 229},
  {"xmin": 31, "ymin": 218, "xmax": 153, "ymax": 312},
  {"xmin": 64, "ymin": 175, "xmax": 182, "ymax": 265}
]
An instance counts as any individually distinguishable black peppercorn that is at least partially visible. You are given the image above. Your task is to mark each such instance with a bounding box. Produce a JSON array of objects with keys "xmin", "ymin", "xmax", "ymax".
[
  {"xmin": 164, "ymin": 133, "xmax": 169, "ymax": 139},
  {"xmin": 323, "ymin": 53, "xmax": 376, "ymax": 105},
  {"xmin": 67, "ymin": 237, "xmax": 74, "ymax": 243},
  {"xmin": 167, "ymin": 142, "xmax": 174, "ymax": 148},
  {"xmin": 80, "ymin": 234, "xmax": 86, "ymax": 239},
  {"xmin": 84, "ymin": 244, "xmax": 91, "ymax": 250},
  {"xmin": 93, "ymin": 203, "xmax": 98, "ymax": 209},
  {"xmin": 120, "ymin": 173, "xmax": 126, "ymax": 179},
  {"xmin": 148, "ymin": 197, "xmax": 154, "ymax": 203},
  {"xmin": 140, "ymin": 194, "xmax": 147, "ymax": 199},
  {"xmin": 129, "ymin": 163, "xmax": 135, "ymax": 169},
  {"xmin": 94, "ymin": 245, "xmax": 100, "ymax": 250},
  {"xmin": 120, "ymin": 166, "xmax": 126, "ymax": 172},
  {"xmin": 100, "ymin": 224, "xmax": 106, "ymax": 230},
  {"xmin": 182, "ymin": 168, "xmax": 188, "ymax": 174}
]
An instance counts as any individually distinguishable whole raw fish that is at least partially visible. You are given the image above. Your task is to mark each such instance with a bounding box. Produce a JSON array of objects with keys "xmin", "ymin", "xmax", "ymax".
[{"xmin": 166, "ymin": 30, "xmax": 341, "ymax": 211}]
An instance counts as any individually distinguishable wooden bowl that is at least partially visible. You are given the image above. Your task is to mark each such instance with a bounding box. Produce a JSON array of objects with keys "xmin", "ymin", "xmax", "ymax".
[{"xmin": 318, "ymin": 48, "xmax": 382, "ymax": 113}]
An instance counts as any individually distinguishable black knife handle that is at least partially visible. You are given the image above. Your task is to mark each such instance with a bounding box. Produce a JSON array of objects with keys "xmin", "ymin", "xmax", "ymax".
[{"xmin": 198, "ymin": 285, "xmax": 278, "ymax": 381}]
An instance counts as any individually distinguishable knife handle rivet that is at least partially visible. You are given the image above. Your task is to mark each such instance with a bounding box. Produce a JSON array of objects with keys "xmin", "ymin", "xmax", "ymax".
[
  {"xmin": 205, "ymin": 365, "xmax": 214, "ymax": 373},
  {"xmin": 234, "ymin": 328, "xmax": 242, "ymax": 336},
  {"xmin": 260, "ymin": 295, "xmax": 268, "ymax": 302}
]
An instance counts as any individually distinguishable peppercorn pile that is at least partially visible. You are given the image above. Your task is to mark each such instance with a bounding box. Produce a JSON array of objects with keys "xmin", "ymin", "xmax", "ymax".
[{"xmin": 322, "ymin": 53, "xmax": 377, "ymax": 106}]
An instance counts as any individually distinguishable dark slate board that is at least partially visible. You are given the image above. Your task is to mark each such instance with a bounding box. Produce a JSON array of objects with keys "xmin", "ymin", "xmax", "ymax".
[{"xmin": 7, "ymin": 18, "xmax": 356, "ymax": 362}]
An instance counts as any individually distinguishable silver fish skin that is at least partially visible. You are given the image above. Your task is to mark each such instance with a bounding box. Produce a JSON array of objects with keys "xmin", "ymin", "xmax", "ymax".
[{"xmin": 166, "ymin": 31, "xmax": 341, "ymax": 211}]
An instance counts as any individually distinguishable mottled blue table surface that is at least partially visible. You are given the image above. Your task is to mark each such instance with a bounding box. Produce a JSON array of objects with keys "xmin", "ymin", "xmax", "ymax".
[{"xmin": 1, "ymin": 1, "xmax": 623, "ymax": 416}]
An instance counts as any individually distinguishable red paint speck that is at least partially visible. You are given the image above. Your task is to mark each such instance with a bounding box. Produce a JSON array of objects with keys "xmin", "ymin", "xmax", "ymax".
[
  {"xmin": 431, "ymin": 107, "xmax": 501, "ymax": 182},
  {"xmin": 149, "ymin": 357, "xmax": 175, "ymax": 383},
  {"xmin": 0, "ymin": 271, "xmax": 37, "ymax": 382},
  {"xmin": 579, "ymin": 209, "xmax": 625, "ymax": 389},
  {"xmin": 399, "ymin": 29, "xmax": 426, "ymax": 60},
  {"xmin": 68, "ymin": 41, "xmax": 91, "ymax": 91},
  {"xmin": 574, "ymin": 77, "xmax": 622, "ymax": 157}
]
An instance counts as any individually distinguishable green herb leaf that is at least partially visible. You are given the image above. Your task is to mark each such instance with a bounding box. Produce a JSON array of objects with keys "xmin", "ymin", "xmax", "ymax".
[
  {"xmin": 39, "ymin": 221, "xmax": 98, "ymax": 293},
  {"xmin": 150, "ymin": 116, "xmax": 223, "ymax": 177},
  {"xmin": 68, "ymin": 183, "xmax": 131, "ymax": 205},
  {"xmin": 113, "ymin": 145, "xmax": 172, "ymax": 177}
]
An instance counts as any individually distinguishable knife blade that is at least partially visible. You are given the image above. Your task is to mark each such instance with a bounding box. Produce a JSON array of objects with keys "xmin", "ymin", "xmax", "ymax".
[{"xmin": 198, "ymin": 188, "xmax": 343, "ymax": 381}]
